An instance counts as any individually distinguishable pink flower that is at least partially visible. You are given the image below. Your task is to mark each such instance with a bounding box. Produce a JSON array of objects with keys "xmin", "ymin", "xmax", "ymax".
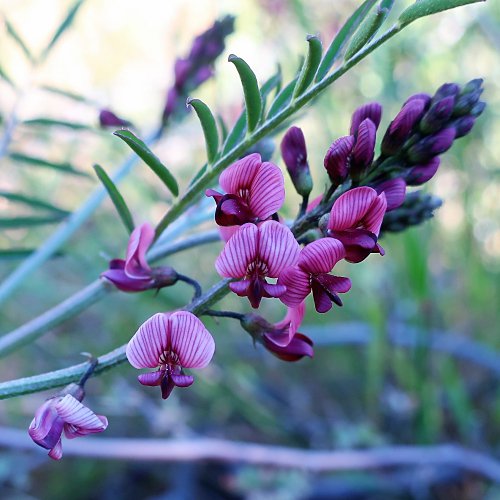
[
  {"xmin": 126, "ymin": 311, "xmax": 215, "ymax": 400},
  {"xmin": 215, "ymin": 220, "xmax": 301, "ymax": 308},
  {"xmin": 241, "ymin": 302, "xmax": 313, "ymax": 361},
  {"xmin": 279, "ymin": 239, "xmax": 351, "ymax": 313},
  {"xmin": 101, "ymin": 223, "xmax": 177, "ymax": 292},
  {"xmin": 206, "ymin": 153, "xmax": 285, "ymax": 226},
  {"xmin": 327, "ymin": 187, "xmax": 387, "ymax": 263},
  {"xmin": 28, "ymin": 394, "xmax": 108, "ymax": 460}
]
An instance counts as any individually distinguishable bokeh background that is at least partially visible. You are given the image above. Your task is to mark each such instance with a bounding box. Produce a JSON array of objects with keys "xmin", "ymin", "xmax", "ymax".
[{"xmin": 0, "ymin": 0, "xmax": 499, "ymax": 498}]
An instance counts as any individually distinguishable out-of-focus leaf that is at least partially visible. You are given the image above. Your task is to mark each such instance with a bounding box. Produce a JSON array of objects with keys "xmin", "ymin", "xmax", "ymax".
[
  {"xmin": 0, "ymin": 215, "xmax": 66, "ymax": 228},
  {"xmin": 293, "ymin": 35, "xmax": 323, "ymax": 97},
  {"xmin": 398, "ymin": 0, "xmax": 485, "ymax": 28},
  {"xmin": 0, "ymin": 65, "xmax": 14, "ymax": 86},
  {"xmin": 40, "ymin": 85, "xmax": 96, "ymax": 105},
  {"xmin": 222, "ymin": 111, "xmax": 246, "ymax": 155},
  {"xmin": 187, "ymin": 98, "xmax": 219, "ymax": 164},
  {"xmin": 93, "ymin": 164, "xmax": 134, "ymax": 234},
  {"xmin": 40, "ymin": 0, "xmax": 85, "ymax": 60},
  {"xmin": 22, "ymin": 118, "xmax": 93, "ymax": 130},
  {"xmin": 267, "ymin": 77, "xmax": 298, "ymax": 120},
  {"xmin": 4, "ymin": 18, "xmax": 35, "ymax": 63},
  {"xmin": 217, "ymin": 116, "xmax": 228, "ymax": 142},
  {"xmin": 344, "ymin": 0, "xmax": 394, "ymax": 60},
  {"xmin": 315, "ymin": 0, "xmax": 378, "ymax": 82},
  {"xmin": 9, "ymin": 152, "xmax": 90, "ymax": 178},
  {"xmin": 113, "ymin": 130, "xmax": 179, "ymax": 197},
  {"xmin": 228, "ymin": 54, "xmax": 262, "ymax": 133},
  {"xmin": 0, "ymin": 249, "xmax": 61, "ymax": 261},
  {"xmin": 0, "ymin": 191, "xmax": 69, "ymax": 215},
  {"xmin": 260, "ymin": 66, "xmax": 282, "ymax": 101},
  {"xmin": 188, "ymin": 163, "xmax": 208, "ymax": 187}
]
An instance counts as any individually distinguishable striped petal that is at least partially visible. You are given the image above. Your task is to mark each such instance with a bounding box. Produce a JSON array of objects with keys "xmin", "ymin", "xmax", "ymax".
[
  {"xmin": 351, "ymin": 118, "xmax": 376, "ymax": 169},
  {"xmin": 350, "ymin": 102, "xmax": 382, "ymax": 135},
  {"xmin": 374, "ymin": 178, "xmax": 406, "ymax": 211},
  {"xmin": 258, "ymin": 221, "xmax": 300, "ymax": 277},
  {"xmin": 278, "ymin": 266, "xmax": 311, "ymax": 307},
  {"xmin": 125, "ymin": 223, "xmax": 155, "ymax": 278},
  {"xmin": 219, "ymin": 153, "xmax": 261, "ymax": 194},
  {"xmin": 48, "ymin": 439, "xmax": 63, "ymax": 460},
  {"xmin": 126, "ymin": 313, "xmax": 169, "ymax": 368},
  {"xmin": 168, "ymin": 311, "xmax": 215, "ymax": 369},
  {"xmin": 28, "ymin": 399, "xmax": 64, "ymax": 449},
  {"xmin": 298, "ymin": 238, "xmax": 346, "ymax": 274},
  {"xmin": 273, "ymin": 301, "xmax": 306, "ymax": 346},
  {"xmin": 362, "ymin": 192, "xmax": 387, "ymax": 236},
  {"xmin": 328, "ymin": 187, "xmax": 378, "ymax": 231},
  {"xmin": 55, "ymin": 395, "xmax": 108, "ymax": 437},
  {"xmin": 249, "ymin": 162, "xmax": 285, "ymax": 219}
]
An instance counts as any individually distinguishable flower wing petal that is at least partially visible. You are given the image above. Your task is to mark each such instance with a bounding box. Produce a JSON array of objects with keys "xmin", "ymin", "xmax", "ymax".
[
  {"xmin": 126, "ymin": 313, "xmax": 169, "ymax": 368},
  {"xmin": 258, "ymin": 221, "xmax": 300, "ymax": 277},
  {"xmin": 249, "ymin": 162, "xmax": 285, "ymax": 219},
  {"xmin": 362, "ymin": 192, "xmax": 387, "ymax": 236},
  {"xmin": 55, "ymin": 395, "xmax": 108, "ymax": 435},
  {"xmin": 278, "ymin": 266, "xmax": 311, "ymax": 307},
  {"xmin": 374, "ymin": 178, "xmax": 406, "ymax": 212},
  {"xmin": 125, "ymin": 223, "xmax": 155, "ymax": 278},
  {"xmin": 298, "ymin": 238, "xmax": 346, "ymax": 274},
  {"xmin": 168, "ymin": 312, "xmax": 215, "ymax": 369},
  {"xmin": 219, "ymin": 153, "xmax": 262, "ymax": 194},
  {"xmin": 215, "ymin": 223, "xmax": 258, "ymax": 278},
  {"xmin": 328, "ymin": 187, "xmax": 378, "ymax": 231}
]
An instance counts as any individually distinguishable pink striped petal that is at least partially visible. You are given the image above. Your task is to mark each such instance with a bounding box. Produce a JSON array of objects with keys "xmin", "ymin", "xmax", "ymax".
[
  {"xmin": 374, "ymin": 178, "xmax": 406, "ymax": 211},
  {"xmin": 125, "ymin": 223, "xmax": 155, "ymax": 278},
  {"xmin": 55, "ymin": 395, "xmax": 108, "ymax": 435},
  {"xmin": 328, "ymin": 187, "xmax": 378, "ymax": 231},
  {"xmin": 48, "ymin": 439, "xmax": 63, "ymax": 460},
  {"xmin": 28, "ymin": 399, "xmax": 64, "ymax": 449},
  {"xmin": 351, "ymin": 118, "xmax": 376, "ymax": 168},
  {"xmin": 126, "ymin": 313, "xmax": 169, "ymax": 369},
  {"xmin": 219, "ymin": 153, "xmax": 261, "ymax": 194},
  {"xmin": 273, "ymin": 302, "xmax": 306, "ymax": 345},
  {"xmin": 248, "ymin": 162, "xmax": 285, "ymax": 219},
  {"xmin": 168, "ymin": 311, "xmax": 215, "ymax": 369},
  {"xmin": 278, "ymin": 266, "xmax": 311, "ymax": 307},
  {"xmin": 258, "ymin": 221, "xmax": 300, "ymax": 277},
  {"xmin": 298, "ymin": 238, "xmax": 346, "ymax": 274},
  {"xmin": 362, "ymin": 192, "xmax": 387, "ymax": 236},
  {"xmin": 215, "ymin": 223, "xmax": 258, "ymax": 278}
]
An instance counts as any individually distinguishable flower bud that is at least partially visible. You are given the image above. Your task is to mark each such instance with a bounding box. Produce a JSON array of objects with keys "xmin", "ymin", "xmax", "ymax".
[
  {"xmin": 404, "ymin": 93, "xmax": 431, "ymax": 108},
  {"xmin": 433, "ymin": 82, "xmax": 460, "ymax": 101},
  {"xmin": 471, "ymin": 101, "xmax": 486, "ymax": 117},
  {"xmin": 323, "ymin": 135, "xmax": 355, "ymax": 185},
  {"xmin": 381, "ymin": 98, "xmax": 427, "ymax": 156},
  {"xmin": 151, "ymin": 266, "xmax": 179, "ymax": 288},
  {"xmin": 452, "ymin": 116, "xmax": 476, "ymax": 138},
  {"xmin": 419, "ymin": 96, "xmax": 455, "ymax": 134},
  {"xmin": 280, "ymin": 127, "xmax": 313, "ymax": 197},
  {"xmin": 406, "ymin": 128, "xmax": 456, "ymax": 164},
  {"xmin": 405, "ymin": 157, "xmax": 440, "ymax": 185},
  {"xmin": 453, "ymin": 88, "xmax": 484, "ymax": 117},
  {"xmin": 350, "ymin": 118, "xmax": 376, "ymax": 180},
  {"xmin": 350, "ymin": 102, "xmax": 382, "ymax": 136},
  {"xmin": 99, "ymin": 109, "xmax": 132, "ymax": 129}
]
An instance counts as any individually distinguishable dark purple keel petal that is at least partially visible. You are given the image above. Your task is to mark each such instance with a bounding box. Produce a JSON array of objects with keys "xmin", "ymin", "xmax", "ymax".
[
  {"xmin": 161, "ymin": 376, "xmax": 176, "ymax": 400},
  {"xmin": 171, "ymin": 373, "xmax": 194, "ymax": 387},
  {"xmin": 314, "ymin": 273, "xmax": 352, "ymax": 294},
  {"xmin": 138, "ymin": 370, "xmax": 164, "ymax": 386},
  {"xmin": 330, "ymin": 229, "xmax": 378, "ymax": 250},
  {"xmin": 262, "ymin": 281, "xmax": 287, "ymax": 298},
  {"xmin": 311, "ymin": 279, "xmax": 335, "ymax": 313},
  {"xmin": 215, "ymin": 194, "xmax": 255, "ymax": 226},
  {"xmin": 28, "ymin": 400, "xmax": 65, "ymax": 450},
  {"xmin": 101, "ymin": 269, "xmax": 154, "ymax": 292},
  {"xmin": 263, "ymin": 333, "xmax": 314, "ymax": 362}
]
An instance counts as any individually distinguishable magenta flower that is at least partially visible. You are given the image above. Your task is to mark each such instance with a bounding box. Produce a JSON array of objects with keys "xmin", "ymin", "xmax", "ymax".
[
  {"xmin": 206, "ymin": 153, "xmax": 285, "ymax": 226},
  {"xmin": 126, "ymin": 311, "xmax": 215, "ymax": 400},
  {"xmin": 279, "ymin": 238, "xmax": 351, "ymax": 313},
  {"xmin": 101, "ymin": 223, "xmax": 177, "ymax": 292},
  {"xmin": 28, "ymin": 394, "xmax": 108, "ymax": 460},
  {"xmin": 98, "ymin": 109, "xmax": 132, "ymax": 129},
  {"xmin": 327, "ymin": 187, "xmax": 387, "ymax": 263},
  {"xmin": 215, "ymin": 220, "xmax": 300, "ymax": 308}
]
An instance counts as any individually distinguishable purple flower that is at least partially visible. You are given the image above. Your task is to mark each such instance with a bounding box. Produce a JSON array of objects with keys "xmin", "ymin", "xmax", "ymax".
[
  {"xmin": 279, "ymin": 238, "xmax": 351, "ymax": 313},
  {"xmin": 98, "ymin": 109, "xmax": 132, "ymax": 129},
  {"xmin": 323, "ymin": 135, "xmax": 355, "ymax": 185},
  {"xmin": 101, "ymin": 223, "xmax": 177, "ymax": 292},
  {"xmin": 350, "ymin": 118, "xmax": 377, "ymax": 180},
  {"xmin": 28, "ymin": 394, "xmax": 108, "ymax": 460},
  {"xmin": 280, "ymin": 127, "xmax": 313, "ymax": 197},
  {"xmin": 126, "ymin": 311, "xmax": 215, "ymax": 399},
  {"xmin": 407, "ymin": 128, "xmax": 456, "ymax": 164},
  {"xmin": 327, "ymin": 187, "xmax": 387, "ymax": 263},
  {"xmin": 405, "ymin": 157, "xmax": 440, "ymax": 186},
  {"xmin": 350, "ymin": 102, "xmax": 382, "ymax": 136}
]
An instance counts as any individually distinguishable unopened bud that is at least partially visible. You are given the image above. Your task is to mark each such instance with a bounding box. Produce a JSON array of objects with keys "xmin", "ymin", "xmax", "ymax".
[
  {"xmin": 151, "ymin": 266, "xmax": 179, "ymax": 288},
  {"xmin": 323, "ymin": 135, "xmax": 355, "ymax": 185},
  {"xmin": 406, "ymin": 128, "xmax": 456, "ymax": 164},
  {"xmin": 281, "ymin": 127, "xmax": 313, "ymax": 197},
  {"xmin": 433, "ymin": 82, "xmax": 460, "ymax": 101},
  {"xmin": 350, "ymin": 119, "xmax": 376, "ymax": 180},
  {"xmin": 405, "ymin": 157, "xmax": 440, "ymax": 185},
  {"xmin": 419, "ymin": 96, "xmax": 455, "ymax": 134},
  {"xmin": 350, "ymin": 102, "xmax": 382, "ymax": 136},
  {"xmin": 452, "ymin": 116, "xmax": 476, "ymax": 138}
]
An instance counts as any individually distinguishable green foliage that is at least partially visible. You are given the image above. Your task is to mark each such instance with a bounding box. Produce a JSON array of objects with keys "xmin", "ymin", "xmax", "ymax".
[
  {"xmin": 293, "ymin": 35, "xmax": 323, "ymax": 98},
  {"xmin": 187, "ymin": 98, "xmax": 220, "ymax": 164},
  {"xmin": 0, "ymin": 191, "xmax": 69, "ymax": 215},
  {"xmin": 9, "ymin": 152, "xmax": 90, "ymax": 177},
  {"xmin": 4, "ymin": 17, "xmax": 34, "ymax": 63},
  {"xmin": 21, "ymin": 118, "xmax": 94, "ymax": 131}
]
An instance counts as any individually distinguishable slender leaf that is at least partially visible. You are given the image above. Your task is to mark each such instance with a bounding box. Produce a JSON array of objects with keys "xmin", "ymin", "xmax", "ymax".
[
  {"xmin": 315, "ymin": 0, "xmax": 378, "ymax": 82},
  {"xmin": 293, "ymin": 35, "xmax": 323, "ymax": 98},
  {"xmin": 113, "ymin": 130, "xmax": 179, "ymax": 197},
  {"xmin": 9, "ymin": 152, "xmax": 90, "ymax": 178},
  {"xmin": 228, "ymin": 54, "xmax": 262, "ymax": 133},
  {"xmin": 0, "ymin": 65, "xmax": 14, "ymax": 86},
  {"xmin": 217, "ymin": 116, "xmax": 228, "ymax": 142},
  {"xmin": 0, "ymin": 215, "xmax": 66, "ymax": 228},
  {"xmin": 22, "ymin": 118, "xmax": 94, "ymax": 130},
  {"xmin": 41, "ymin": 0, "xmax": 85, "ymax": 60},
  {"xmin": 0, "ymin": 249, "xmax": 63, "ymax": 261},
  {"xmin": 344, "ymin": 0, "xmax": 394, "ymax": 60},
  {"xmin": 93, "ymin": 164, "xmax": 134, "ymax": 234},
  {"xmin": 398, "ymin": 0, "xmax": 485, "ymax": 28},
  {"xmin": 4, "ymin": 18, "xmax": 34, "ymax": 63},
  {"xmin": 222, "ymin": 111, "xmax": 247, "ymax": 154},
  {"xmin": 187, "ymin": 98, "xmax": 219, "ymax": 164},
  {"xmin": 41, "ymin": 85, "xmax": 96, "ymax": 105},
  {"xmin": 0, "ymin": 191, "xmax": 69, "ymax": 215},
  {"xmin": 188, "ymin": 163, "xmax": 208, "ymax": 188},
  {"xmin": 260, "ymin": 66, "xmax": 282, "ymax": 101},
  {"xmin": 267, "ymin": 77, "xmax": 298, "ymax": 120}
]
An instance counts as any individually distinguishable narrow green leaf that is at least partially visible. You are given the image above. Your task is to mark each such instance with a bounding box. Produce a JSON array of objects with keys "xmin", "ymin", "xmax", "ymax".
[
  {"xmin": 222, "ymin": 111, "xmax": 247, "ymax": 154},
  {"xmin": 9, "ymin": 152, "xmax": 90, "ymax": 178},
  {"xmin": 293, "ymin": 35, "xmax": 323, "ymax": 98},
  {"xmin": 228, "ymin": 54, "xmax": 262, "ymax": 133},
  {"xmin": 22, "ymin": 118, "xmax": 93, "ymax": 130},
  {"xmin": 267, "ymin": 77, "xmax": 298, "ymax": 120},
  {"xmin": 260, "ymin": 66, "xmax": 282, "ymax": 100},
  {"xmin": 0, "ymin": 249, "xmax": 47, "ymax": 261},
  {"xmin": 113, "ymin": 130, "xmax": 179, "ymax": 197},
  {"xmin": 188, "ymin": 163, "xmax": 208, "ymax": 187},
  {"xmin": 344, "ymin": 0, "xmax": 394, "ymax": 60},
  {"xmin": 217, "ymin": 116, "xmax": 228, "ymax": 142},
  {"xmin": 0, "ymin": 65, "xmax": 14, "ymax": 86},
  {"xmin": 41, "ymin": 0, "xmax": 85, "ymax": 60},
  {"xmin": 187, "ymin": 98, "xmax": 219, "ymax": 165},
  {"xmin": 41, "ymin": 85, "xmax": 96, "ymax": 105},
  {"xmin": 315, "ymin": 0, "xmax": 378, "ymax": 82},
  {"xmin": 0, "ymin": 191, "xmax": 69, "ymax": 215},
  {"xmin": 4, "ymin": 18, "xmax": 34, "ymax": 63},
  {"xmin": 0, "ymin": 215, "xmax": 66, "ymax": 228},
  {"xmin": 398, "ymin": 0, "xmax": 485, "ymax": 28},
  {"xmin": 93, "ymin": 165, "xmax": 134, "ymax": 234}
]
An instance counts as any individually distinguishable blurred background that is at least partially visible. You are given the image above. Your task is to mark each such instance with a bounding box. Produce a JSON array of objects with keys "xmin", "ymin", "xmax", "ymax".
[{"xmin": 0, "ymin": 0, "xmax": 499, "ymax": 498}]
